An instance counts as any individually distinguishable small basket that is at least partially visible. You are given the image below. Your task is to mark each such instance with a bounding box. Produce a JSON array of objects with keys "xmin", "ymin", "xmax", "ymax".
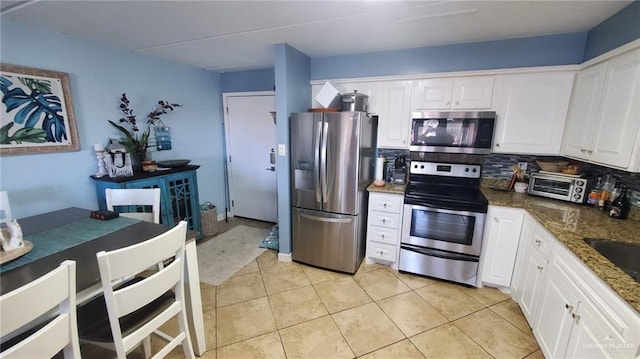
[{"xmin": 200, "ymin": 202, "xmax": 218, "ymax": 237}]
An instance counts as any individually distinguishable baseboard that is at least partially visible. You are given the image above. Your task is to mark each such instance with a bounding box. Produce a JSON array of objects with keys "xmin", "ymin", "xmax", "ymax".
[{"xmin": 278, "ymin": 252, "xmax": 292, "ymax": 262}]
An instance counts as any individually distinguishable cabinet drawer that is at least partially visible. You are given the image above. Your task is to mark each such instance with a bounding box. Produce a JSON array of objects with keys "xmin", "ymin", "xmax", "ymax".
[
  {"xmin": 368, "ymin": 242, "xmax": 397, "ymax": 263},
  {"xmin": 369, "ymin": 194, "xmax": 403, "ymax": 214},
  {"xmin": 369, "ymin": 211, "xmax": 401, "ymax": 229},
  {"xmin": 528, "ymin": 220, "xmax": 554, "ymax": 261},
  {"xmin": 367, "ymin": 226, "xmax": 400, "ymax": 245}
]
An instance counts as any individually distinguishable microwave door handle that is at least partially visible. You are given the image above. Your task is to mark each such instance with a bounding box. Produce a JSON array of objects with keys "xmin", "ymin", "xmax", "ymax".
[
  {"xmin": 314, "ymin": 120, "xmax": 322, "ymax": 204},
  {"xmin": 320, "ymin": 121, "xmax": 329, "ymax": 204}
]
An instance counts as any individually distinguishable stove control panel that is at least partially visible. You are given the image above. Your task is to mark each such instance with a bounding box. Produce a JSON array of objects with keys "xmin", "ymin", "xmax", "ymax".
[{"xmin": 410, "ymin": 161, "xmax": 482, "ymax": 178}]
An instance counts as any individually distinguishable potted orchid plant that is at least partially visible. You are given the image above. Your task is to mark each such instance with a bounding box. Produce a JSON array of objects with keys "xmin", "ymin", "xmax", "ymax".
[{"xmin": 108, "ymin": 93, "xmax": 180, "ymax": 161}]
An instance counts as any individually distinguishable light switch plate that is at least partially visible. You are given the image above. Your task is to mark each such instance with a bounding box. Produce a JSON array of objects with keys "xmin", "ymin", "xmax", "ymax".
[{"xmin": 278, "ymin": 144, "xmax": 286, "ymax": 156}]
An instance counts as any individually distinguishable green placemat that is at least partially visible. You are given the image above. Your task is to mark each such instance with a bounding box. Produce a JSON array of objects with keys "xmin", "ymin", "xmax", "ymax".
[{"xmin": 1, "ymin": 216, "xmax": 140, "ymax": 273}]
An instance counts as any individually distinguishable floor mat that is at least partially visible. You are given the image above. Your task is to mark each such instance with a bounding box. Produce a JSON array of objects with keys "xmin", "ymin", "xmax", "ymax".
[
  {"xmin": 259, "ymin": 224, "xmax": 279, "ymax": 250},
  {"xmin": 197, "ymin": 225, "xmax": 269, "ymax": 286}
]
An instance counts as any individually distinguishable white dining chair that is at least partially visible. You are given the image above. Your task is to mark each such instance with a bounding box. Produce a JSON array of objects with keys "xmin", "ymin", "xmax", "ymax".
[
  {"xmin": 105, "ymin": 188, "xmax": 161, "ymax": 224},
  {"xmin": 76, "ymin": 221, "xmax": 194, "ymax": 359},
  {"xmin": 0, "ymin": 260, "xmax": 80, "ymax": 359},
  {"xmin": 0, "ymin": 190, "xmax": 12, "ymax": 224}
]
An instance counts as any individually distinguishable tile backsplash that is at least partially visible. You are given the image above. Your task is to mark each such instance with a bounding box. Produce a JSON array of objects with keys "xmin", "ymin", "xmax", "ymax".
[
  {"xmin": 375, "ymin": 149, "xmax": 640, "ymax": 207},
  {"xmin": 483, "ymin": 153, "xmax": 640, "ymax": 207}
]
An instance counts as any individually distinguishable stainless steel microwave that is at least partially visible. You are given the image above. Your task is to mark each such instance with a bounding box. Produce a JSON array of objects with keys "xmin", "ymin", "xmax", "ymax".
[{"xmin": 410, "ymin": 111, "xmax": 496, "ymax": 154}]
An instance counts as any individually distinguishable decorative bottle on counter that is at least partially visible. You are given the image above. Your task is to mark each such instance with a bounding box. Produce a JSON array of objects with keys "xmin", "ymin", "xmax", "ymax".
[
  {"xmin": 605, "ymin": 178, "xmax": 621, "ymax": 212},
  {"xmin": 587, "ymin": 176, "xmax": 602, "ymax": 207},
  {"xmin": 598, "ymin": 174, "xmax": 614, "ymax": 210},
  {"xmin": 609, "ymin": 185, "xmax": 630, "ymax": 219}
]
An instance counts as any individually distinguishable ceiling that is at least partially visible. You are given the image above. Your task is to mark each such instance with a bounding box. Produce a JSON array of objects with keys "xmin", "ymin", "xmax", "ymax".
[{"xmin": 1, "ymin": 1, "xmax": 632, "ymax": 73}]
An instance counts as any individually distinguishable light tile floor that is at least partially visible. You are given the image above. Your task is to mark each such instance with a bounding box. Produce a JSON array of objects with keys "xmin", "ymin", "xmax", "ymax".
[{"xmin": 83, "ymin": 218, "xmax": 544, "ymax": 358}]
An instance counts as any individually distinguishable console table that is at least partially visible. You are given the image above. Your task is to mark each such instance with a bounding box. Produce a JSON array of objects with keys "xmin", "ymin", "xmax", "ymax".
[{"xmin": 90, "ymin": 165, "xmax": 202, "ymax": 237}]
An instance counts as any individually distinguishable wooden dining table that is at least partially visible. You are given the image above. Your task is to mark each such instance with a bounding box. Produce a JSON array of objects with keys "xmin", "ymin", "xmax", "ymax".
[{"xmin": 0, "ymin": 207, "xmax": 207, "ymax": 356}]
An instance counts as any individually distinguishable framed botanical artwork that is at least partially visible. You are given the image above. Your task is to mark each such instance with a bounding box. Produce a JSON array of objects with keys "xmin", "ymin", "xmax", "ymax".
[{"xmin": 0, "ymin": 64, "xmax": 80, "ymax": 155}]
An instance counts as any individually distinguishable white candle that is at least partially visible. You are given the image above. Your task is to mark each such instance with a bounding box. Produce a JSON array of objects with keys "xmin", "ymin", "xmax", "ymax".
[
  {"xmin": 375, "ymin": 157, "xmax": 385, "ymax": 181},
  {"xmin": 94, "ymin": 143, "xmax": 104, "ymax": 152}
]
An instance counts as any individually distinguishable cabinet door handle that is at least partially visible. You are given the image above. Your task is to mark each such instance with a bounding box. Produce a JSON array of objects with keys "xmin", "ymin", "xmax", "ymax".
[
  {"xmin": 537, "ymin": 265, "xmax": 544, "ymax": 271},
  {"xmin": 381, "ymin": 219, "xmax": 387, "ymax": 224},
  {"xmin": 586, "ymin": 150, "xmax": 593, "ymax": 154},
  {"xmin": 446, "ymin": 101, "xmax": 450, "ymax": 106},
  {"xmin": 571, "ymin": 313, "xmax": 581, "ymax": 320},
  {"xmin": 534, "ymin": 239, "xmax": 541, "ymax": 246},
  {"xmin": 380, "ymin": 234, "xmax": 386, "ymax": 239},
  {"xmin": 455, "ymin": 100, "xmax": 460, "ymax": 105},
  {"xmin": 383, "ymin": 203, "xmax": 388, "ymax": 208},
  {"xmin": 495, "ymin": 143, "xmax": 500, "ymax": 147},
  {"xmin": 565, "ymin": 303, "xmax": 574, "ymax": 312}
]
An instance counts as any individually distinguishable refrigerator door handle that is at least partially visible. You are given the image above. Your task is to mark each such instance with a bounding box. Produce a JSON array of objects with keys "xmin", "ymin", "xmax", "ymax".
[
  {"xmin": 314, "ymin": 121, "xmax": 322, "ymax": 203},
  {"xmin": 320, "ymin": 121, "xmax": 329, "ymax": 204},
  {"xmin": 300, "ymin": 213, "xmax": 353, "ymax": 224}
]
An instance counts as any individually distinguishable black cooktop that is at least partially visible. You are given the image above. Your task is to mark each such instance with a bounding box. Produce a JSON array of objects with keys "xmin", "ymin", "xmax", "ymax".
[{"xmin": 405, "ymin": 179, "xmax": 488, "ymax": 213}]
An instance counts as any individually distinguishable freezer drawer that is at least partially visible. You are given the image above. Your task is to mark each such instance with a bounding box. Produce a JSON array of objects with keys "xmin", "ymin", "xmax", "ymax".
[{"xmin": 292, "ymin": 208, "xmax": 363, "ymax": 273}]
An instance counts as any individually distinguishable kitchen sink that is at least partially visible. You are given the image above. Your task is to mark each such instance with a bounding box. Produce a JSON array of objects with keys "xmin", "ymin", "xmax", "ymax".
[{"xmin": 583, "ymin": 238, "xmax": 640, "ymax": 284}]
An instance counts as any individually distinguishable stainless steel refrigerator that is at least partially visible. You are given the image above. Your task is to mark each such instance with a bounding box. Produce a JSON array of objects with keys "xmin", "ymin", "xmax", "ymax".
[{"xmin": 290, "ymin": 111, "xmax": 377, "ymax": 273}]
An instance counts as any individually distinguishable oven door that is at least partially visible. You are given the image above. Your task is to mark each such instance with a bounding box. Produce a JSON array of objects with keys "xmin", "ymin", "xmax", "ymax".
[{"xmin": 401, "ymin": 204, "xmax": 486, "ymax": 256}]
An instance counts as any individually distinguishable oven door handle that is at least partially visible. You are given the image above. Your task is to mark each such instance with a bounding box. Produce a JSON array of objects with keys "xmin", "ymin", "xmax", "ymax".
[
  {"xmin": 401, "ymin": 245, "xmax": 479, "ymax": 262},
  {"xmin": 404, "ymin": 203, "xmax": 485, "ymax": 218}
]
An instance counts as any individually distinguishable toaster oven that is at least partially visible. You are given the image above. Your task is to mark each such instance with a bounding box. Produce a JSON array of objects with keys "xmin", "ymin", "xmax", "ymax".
[{"xmin": 528, "ymin": 172, "xmax": 591, "ymax": 203}]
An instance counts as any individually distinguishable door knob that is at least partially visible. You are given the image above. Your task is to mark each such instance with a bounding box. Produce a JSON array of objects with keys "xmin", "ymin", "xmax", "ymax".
[{"xmin": 265, "ymin": 166, "xmax": 275, "ymax": 171}]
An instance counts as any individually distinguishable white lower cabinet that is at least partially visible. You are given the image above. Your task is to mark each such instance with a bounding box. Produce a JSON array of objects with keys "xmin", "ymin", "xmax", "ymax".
[
  {"xmin": 510, "ymin": 213, "xmax": 640, "ymax": 359},
  {"xmin": 366, "ymin": 192, "xmax": 404, "ymax": 269},
  {"xmin": 479, "ymin": 206, "xmax": 524, "ymax": 287},
  {"xmin": 511, "ymin": 214, "xmax": 555, "ymax": 325}
]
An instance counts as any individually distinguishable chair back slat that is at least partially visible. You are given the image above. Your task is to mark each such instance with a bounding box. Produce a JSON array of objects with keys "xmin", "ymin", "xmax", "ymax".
[
  {"xmin": 105, "ymin": 188, "xmax": 161, "ymax": 224},
  {"xmin": 5, "ymin": 315, "xmax": 70, "ymax": 358},
  {"xmin": 96, "ymin": 222, "xmax": 184, "ymax": 280},
  {"xmin": 0, "ymin": 260, "xmax": 80, "ymax": 359},
  {"xmin": 112, "ymin": 258, "xmax": 182, "ymax": 317},
  {"xmin": 1, "ymin": 261, "xmax": 72, "ymax": 335},
  {"xmin": 88, "ymin": 221, "xmax": 194, "ymax": 358}
]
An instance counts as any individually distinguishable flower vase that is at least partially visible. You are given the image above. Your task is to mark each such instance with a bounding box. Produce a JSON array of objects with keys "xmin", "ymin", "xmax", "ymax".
[{"xmin": 130, "ymin": 151, "xmax": 147, "ymax": 173}]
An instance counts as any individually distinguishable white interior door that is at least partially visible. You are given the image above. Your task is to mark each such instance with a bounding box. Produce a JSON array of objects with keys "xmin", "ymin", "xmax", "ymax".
[{"xmin": 224, "ymin": 93, "xmax": 277, "ymax": 222}]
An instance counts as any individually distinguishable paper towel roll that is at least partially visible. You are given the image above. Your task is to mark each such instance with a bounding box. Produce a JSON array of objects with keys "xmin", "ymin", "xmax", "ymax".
[{"xmin": 375, "ymin": 157, "xmax": 385, "ymax": 181}]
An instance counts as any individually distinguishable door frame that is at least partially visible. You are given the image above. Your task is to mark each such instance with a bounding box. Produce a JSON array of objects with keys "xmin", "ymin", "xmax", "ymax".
[{"xmin": 222, "ymin": 91, "xmax": 276, "ymax": 219}]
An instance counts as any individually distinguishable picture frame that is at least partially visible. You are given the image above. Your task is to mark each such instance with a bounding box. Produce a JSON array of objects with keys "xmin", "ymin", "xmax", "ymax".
[{"xmin": 0, "ymin": 64, "xmax": 80, "ymax": 155}]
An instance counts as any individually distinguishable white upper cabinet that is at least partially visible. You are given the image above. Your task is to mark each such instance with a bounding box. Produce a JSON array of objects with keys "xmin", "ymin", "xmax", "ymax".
[
  {"xmin": 562, "ymin": 47, "xmax": 640, "ymax": 171},
  {"xmin": 413, "ymin": 77, "xmax": 494, "ymax": 110},
  {"xmin": 561, "ymin": 63, "xmax": 606, "ymax": 159},
  {"xmin": 492, "ymin": 71, "xmax": 575, "ymax": 155},
  {"xmin": 375, "ymin": 81, "xmax": 413, "ymax": 148},
  {"xmin": 312, "ymin": 80, "xmax": 412, "ymax": 149}
]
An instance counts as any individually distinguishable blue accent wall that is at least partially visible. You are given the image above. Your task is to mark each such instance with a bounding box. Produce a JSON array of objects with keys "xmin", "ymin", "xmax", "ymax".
[
  {"xmin": 0, "ymin": 20, "xmax": 225, "ymax": 219},
  {"xmin": 584, "ymin": 1, "xmax": 640, "ymax": 61},
  {"xmin": 220, "ymin": 68, "xmax": 275, "ymax": 93},
  {"xmin": 274, "ymin": 43, "xmax": 311, "ymax": 255},
  {"xmin": 311, "ymin": 33, "xmax": 587, "ymax": 80}
]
